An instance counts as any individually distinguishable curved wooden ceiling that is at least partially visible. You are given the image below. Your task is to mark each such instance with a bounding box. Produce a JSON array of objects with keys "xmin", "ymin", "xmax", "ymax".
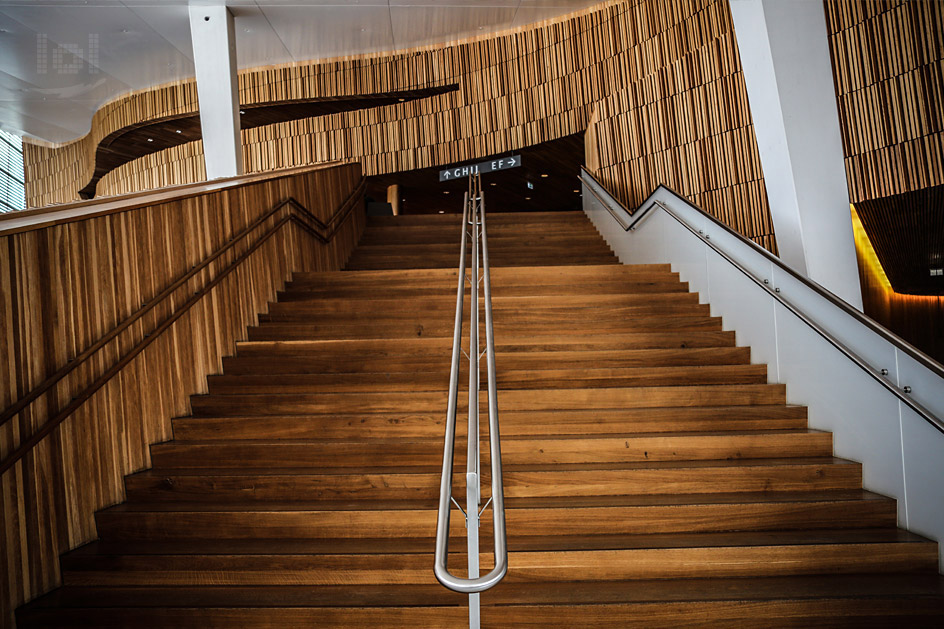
[
  {"xmin": 78, "ymin": 84, "xmax": 458, "ymax": 200},
  {"xmin": 856, "ymin": 184, "xmax": 944, "ymax": 296}
]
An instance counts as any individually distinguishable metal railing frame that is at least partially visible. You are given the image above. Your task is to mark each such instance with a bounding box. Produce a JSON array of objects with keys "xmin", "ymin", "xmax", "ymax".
[
  {"xmin": 434, "ymin": 173, "xmax": 507, "ymax": 628},
  {"xmin": 579, "ymin": 166, "xmax": 944, "ymax": 436}
]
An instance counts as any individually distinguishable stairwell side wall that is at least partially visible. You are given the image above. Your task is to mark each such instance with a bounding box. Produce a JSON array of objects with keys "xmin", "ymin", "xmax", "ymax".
[
  {"xmin": 0, "ymin": 163, "xmax": 366, "ymax": 628},
  {"xmin": 583, "ymin": 182, "xmax": 944, "ymax": 574}
]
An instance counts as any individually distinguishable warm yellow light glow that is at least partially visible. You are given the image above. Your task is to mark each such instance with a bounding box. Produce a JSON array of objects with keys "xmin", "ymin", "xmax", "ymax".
[{"xmin": 850, "ymin": 204, "xmax": 892, "ymax": 291}]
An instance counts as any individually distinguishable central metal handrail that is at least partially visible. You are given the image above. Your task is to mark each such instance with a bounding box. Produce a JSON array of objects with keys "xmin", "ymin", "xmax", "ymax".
[{"xmin": 434, "ymin": 173, "xmax": 507, "ymax": 628}]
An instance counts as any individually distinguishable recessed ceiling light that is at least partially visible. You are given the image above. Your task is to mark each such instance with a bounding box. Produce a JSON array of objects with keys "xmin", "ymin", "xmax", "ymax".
[
  {"xmin": 540, "ymin": 173, "xmax": 549, "ymax": 178},
  {"xmin": 438, "ymin": 210, "xmax": 445, "ymax": 214},
  {"xmin": 398, "ymin": 98, "xmax": 405, "ymax": 102},
  {"xmin": 147, "ymin": 138, "xmax": 153, "ymax": 142},
  {"xmin": 239, "ymin": 110, "xmax": 245, "ymax": 115},
  {"xmin": 525, "ymin": 197, "xmax": 531, "ymax": 200},
  {"xmin": 490, "ymin": 182, "xmax": 497, "ymax": 186},
  {"xmin": 443, "ymin": 191, "xmax": 450, "ymax": 194},
  {"xmin": 175, "ymin": 130, "xmax": 181, "ymax": 134},
  {"xmin": 573, "ymin": 189, "xmax": 579, "ymax": 193}
]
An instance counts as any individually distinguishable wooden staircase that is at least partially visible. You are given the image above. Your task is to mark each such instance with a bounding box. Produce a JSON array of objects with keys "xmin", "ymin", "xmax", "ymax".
[{"xmin": 18, "ymin": 211, "xmax": 944, "ymax": 627}]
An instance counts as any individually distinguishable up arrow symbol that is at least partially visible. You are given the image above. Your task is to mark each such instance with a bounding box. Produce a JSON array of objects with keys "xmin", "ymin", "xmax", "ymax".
[{"xmin": 443, "ymin": 170, "xmax": 451, "ymax": 179}]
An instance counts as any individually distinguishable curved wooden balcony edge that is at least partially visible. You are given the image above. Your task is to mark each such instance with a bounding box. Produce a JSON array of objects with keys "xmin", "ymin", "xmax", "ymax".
[{"xmin": 0, "ymin": 176, "xmax": 366, "ymax": 477}]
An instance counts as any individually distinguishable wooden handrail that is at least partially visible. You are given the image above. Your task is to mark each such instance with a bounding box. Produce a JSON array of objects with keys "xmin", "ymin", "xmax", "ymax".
[
  {"xmin": 0, "ymin": 178, "xmax": 365, "ymax": 476},
  {"xmin": 0, "ymin": 162, "xmax": 347, "ymax": 236}
]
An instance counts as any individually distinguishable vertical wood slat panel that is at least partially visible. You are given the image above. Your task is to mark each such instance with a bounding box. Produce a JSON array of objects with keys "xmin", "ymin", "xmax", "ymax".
[
  {"xmin": 585, "ymin": 0, "xmax": 777, "ymax": 253},
  {"xmin": 0, "ymin": 163, "xmax": 365, "ymax": 627},
  {"xmin": 825, "ymin": 0, "xmax": 944, "ymax": 204},
  {"xmin": 20, "ymin": 0, "xmax": 777, "ymax": 259}
]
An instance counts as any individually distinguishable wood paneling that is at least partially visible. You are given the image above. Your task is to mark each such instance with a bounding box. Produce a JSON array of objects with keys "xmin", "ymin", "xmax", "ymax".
[
  {"xmin": 78, "ymin": 86, "xmax": 458, "ymax": 201},
  {"xmin": 22, "ymin": 0, "xmax": 779, "ymax": 253},
  {"xmin": 585, "ymin": 0, "xmax": 777, "ymax": 253},
  {"xmin": 852, "ymin": 205, "xmax": 944, "ymax": 365},
  {"xmin": 0, "ymin": 162, "xmax": 365, "ymax": 627},
  {"xmin": 825, "ymin": 0, "xmax": 944, "ymax": 357},
  {"xmin": 854, "ymin": 184, "xmax": 944, "ymax": 295},
  {"xmin": 825, "ymin": 0, "xmax": 944, "ymax": 204}
]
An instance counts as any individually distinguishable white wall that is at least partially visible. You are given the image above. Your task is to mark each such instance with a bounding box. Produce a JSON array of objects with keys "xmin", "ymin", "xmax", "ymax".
[{"xmin": 583, "ymin": 180, "xmax": 944, "ymax": 571}]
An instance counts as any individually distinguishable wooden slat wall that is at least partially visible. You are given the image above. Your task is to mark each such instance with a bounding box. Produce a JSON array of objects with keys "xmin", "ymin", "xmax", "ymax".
[
  {"xmin": 21, "ymin": 0, "xmax": 779, "ymax": 254},
  {"xmin": 824, "ymin": 0, "xmax": 944, "ymax": 204},
  {"xmin": 23, "ymin": 82, "xmax": 200, "ymax": 208},
  {"xmin": 824, "ymin": 0, "xmax": 943, "ymax": 362},
  {"xmin": 0, "ymin": 163, "xmax": 365, "ymax": 627},
  {"xmin": 585, "ymin": 0, "xmax": 777, "ymax": 252}
]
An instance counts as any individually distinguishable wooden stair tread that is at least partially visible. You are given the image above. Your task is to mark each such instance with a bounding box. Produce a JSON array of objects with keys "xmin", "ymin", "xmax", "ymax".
[
  {"xmin": 64, "ymin": 528, "xmax": 936, "ymax": 558},
  {"xmin": 102, "ymin": 489, "xmax": 890, "ymax": 513},
  {"xmin": 23, "ymin": 574, "xmax": 944, "ymax": 609}
]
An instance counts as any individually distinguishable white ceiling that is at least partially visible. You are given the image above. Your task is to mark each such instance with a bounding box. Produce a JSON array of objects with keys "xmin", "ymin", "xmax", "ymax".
[{"xmin": 0, "ymin": 0, "xmax": 599, "ymax": 144}]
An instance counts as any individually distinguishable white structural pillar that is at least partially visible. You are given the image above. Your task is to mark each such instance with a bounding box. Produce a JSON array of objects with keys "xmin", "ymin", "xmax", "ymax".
[
  {"xmin": 729, "ymin": 0, "xmax": 863, "ymax": 309},
  {"xmin": 188, "ymin": 3, "xmax": 243, "ymax": 179}
]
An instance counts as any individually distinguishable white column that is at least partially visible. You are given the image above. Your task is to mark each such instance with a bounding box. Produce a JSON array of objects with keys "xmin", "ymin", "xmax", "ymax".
[
  {"xmin": 188, "ymin": 3, "xmax": 243, "ymax": 179},
  {"xmin": 729, "ymin": 0, "xmax": 863, "ymax": 309}
]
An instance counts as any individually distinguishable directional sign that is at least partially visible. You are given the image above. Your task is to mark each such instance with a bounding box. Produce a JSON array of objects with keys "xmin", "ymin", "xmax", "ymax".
[{"xmin": 439, "ymin": 155, "xmax": 521, "ymax": 182}]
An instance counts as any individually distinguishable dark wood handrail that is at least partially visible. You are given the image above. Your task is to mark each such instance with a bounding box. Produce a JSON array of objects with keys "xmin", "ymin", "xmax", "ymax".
[{"xmin": 0, "ymin": 179, "xmax": 365, "ymax": 476}]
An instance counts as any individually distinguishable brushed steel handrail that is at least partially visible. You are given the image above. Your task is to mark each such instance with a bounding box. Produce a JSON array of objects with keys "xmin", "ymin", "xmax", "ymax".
[
  {"xmin": 579, "ymin": 167, "xmax": 944, "ymax": 436},
  {"xmin": 434, "ymin": 173, "xmax": 507, "ymax": 626}
]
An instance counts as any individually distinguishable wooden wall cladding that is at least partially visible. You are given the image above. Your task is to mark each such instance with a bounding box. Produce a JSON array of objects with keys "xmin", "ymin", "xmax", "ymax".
[
  {"xmin": 22, "ymin": 0, "xmax": 778, "ymax": 256},
  {"xmin": 0, "ymin": 163, "xmax": 365, "ymax": 626},
  {"xmin": 852, "ymin": 205, "xmax": 944, "ymax": 364},
  {"xmin": 825, "ymin": 0, "xmax": 944, "ymax": 204},
  {"xmin": 23, "ymin": 82, "xmax": 200, "ymax": 208},
  {"xmin": 585, "ymin": 0, "xmax": 777, "ymax": 253}
]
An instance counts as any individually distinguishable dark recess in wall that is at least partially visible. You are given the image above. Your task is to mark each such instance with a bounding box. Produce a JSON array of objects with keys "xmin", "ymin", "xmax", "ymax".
[
  {"xmin": 856, "ymin": 184, "xmax": 944, "ymax": 296},
  {"xmin": 365, "ymin": 133, "xmax": 586, "ymax": 214}
]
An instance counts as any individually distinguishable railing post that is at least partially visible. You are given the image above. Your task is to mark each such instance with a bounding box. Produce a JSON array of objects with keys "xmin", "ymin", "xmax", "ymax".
[{"xmin": 466, "ymin": 176, "xmax": 481, "ymax": 628}]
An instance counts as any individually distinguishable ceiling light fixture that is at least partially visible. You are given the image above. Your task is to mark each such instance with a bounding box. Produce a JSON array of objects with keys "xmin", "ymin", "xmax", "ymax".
[
  {"xmin": 175, "ymin": 130, "xmax": 181, "ymax": 134},
  {"xmin": 443, "ymin": 191, "xmax": 450, "ymax": 194},
  {"xmin": 147, "ymin": 138, "xmax": 153, "ymax": 142},
  {"xmin": 490, "ymin": 182, "xmax": 497, "ymax": 186},
  {"xmin": 540, "ymin": 173, "xmax": 548, "ymax": 178},
  {"xmin": 239, "ymin": 110, "xmax": 245, "ymax": 115},
  {"xmin": 438, "ymin": 210, "xmax": 445, "ymax": 214}
]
